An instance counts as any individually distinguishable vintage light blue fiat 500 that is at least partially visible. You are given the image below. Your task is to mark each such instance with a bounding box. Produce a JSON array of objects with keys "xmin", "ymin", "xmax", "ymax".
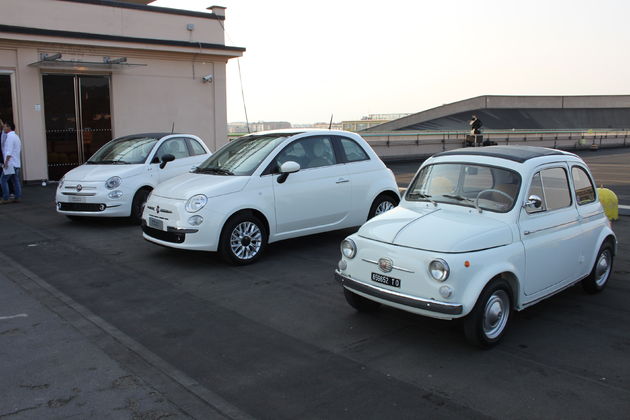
[{"xmin": 335, "ymin": 146, "xmax": 616, "ymax": 348}]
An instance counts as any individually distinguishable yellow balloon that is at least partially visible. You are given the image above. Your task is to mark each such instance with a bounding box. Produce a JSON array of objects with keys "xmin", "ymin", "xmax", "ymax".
[{"xmin": 597, "ymin": 187, "xmax": 618, "ymax": 221}]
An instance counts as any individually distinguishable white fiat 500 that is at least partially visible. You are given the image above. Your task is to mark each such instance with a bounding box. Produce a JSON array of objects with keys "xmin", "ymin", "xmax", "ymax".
[
  {"xmin": 336, "ymin": 146, "xmax": 616, "ymax": 348},
  {"xmin": 142, "ymin": 129, "xmax": 400, "ymax": 264},
  {"xmin": 56, "ymin": 133, "xmax": 211, "ymax": 222}
]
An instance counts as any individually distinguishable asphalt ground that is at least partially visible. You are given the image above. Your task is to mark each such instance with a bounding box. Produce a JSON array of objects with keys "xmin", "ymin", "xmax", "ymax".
[{"xmin": 0, "ymin": 147, "xmax": 629, "ymax": 419}]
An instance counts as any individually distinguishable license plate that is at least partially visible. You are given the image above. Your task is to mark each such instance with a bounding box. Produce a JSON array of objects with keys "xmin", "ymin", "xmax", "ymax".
[
  {"xmin": 148, "ymin": 216, "xmax": 164, "ymax": 230},
  {"xmin": 69, "ymin": 196, "xmax": 85, "ymax": 203},
  {"xmin": 371, "ymin": 272, "xmax": 401, "ymax": 288}
]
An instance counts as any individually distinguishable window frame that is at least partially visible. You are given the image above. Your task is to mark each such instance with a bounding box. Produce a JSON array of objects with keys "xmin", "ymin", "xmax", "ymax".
[
  {"xmin": 525, "ymin": 165, "xmax": 573, "ymax": 214},
  {"xmin": 570, "ymin": 165, "xmax": 597, "ymax": 206},
  {"xmin": 335, "ymin": 136, "xmax": 370, "ymax": 163}
]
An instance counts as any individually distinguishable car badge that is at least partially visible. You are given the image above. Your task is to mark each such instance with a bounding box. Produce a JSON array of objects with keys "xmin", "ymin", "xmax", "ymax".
[
  {"xmin": 156, "ymin": 206, "xmax": 160, "ymax": 214},
  {"xmin": 76, "ymin": 184, "xmax": 82, "ymax": 192},
  {"xmin": 378, "ymin": 258, "xmax": 393, "ymax": 273}
]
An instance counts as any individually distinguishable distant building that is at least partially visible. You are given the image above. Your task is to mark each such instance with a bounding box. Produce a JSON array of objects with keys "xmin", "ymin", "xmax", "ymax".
[
  {"xmin": 363, "ymin": 95, "xmax": 630, "ymax": 132},
  {"xmin": 342, "ymin": 113, "xmax": 410, "ymax": 132},
  {"xmin": 0, "ymin": 0, "xmax": 244, "ymax": 181}
]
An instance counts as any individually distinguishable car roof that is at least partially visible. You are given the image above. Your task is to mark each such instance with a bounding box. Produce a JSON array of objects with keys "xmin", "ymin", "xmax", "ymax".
[
  {"xmin": 114, "ymin": 133, "xmax": 186, "ymax": 141},
  {"xmin": 248, "ymin": 128, "xmax": 359, "ymax": 137},
  {"xmin": 433, "ymin": 146, "xmax": 572, "ymax": 163}
]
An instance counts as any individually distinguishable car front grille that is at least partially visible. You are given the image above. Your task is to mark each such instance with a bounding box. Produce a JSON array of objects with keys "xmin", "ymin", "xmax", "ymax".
[
  {"xmin": 142, "ymin": 224, "xmax": 186, "ymax": 244},
  {"xmin": 58, "ymin": 202, "xmax": 106, "ymax": 212}
]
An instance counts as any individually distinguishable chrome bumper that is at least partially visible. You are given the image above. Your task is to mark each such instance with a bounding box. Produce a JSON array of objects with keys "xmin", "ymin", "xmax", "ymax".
[{"xmin": 335, "ymin": 271, "xmax": 463, "ymax": 316}]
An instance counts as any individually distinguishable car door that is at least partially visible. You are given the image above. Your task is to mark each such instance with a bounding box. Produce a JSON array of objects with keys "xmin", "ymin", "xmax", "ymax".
[
  {"xmin": 271, "ymin": 135, "xmax": 351, "ymax": 236},
  {"xmin": 519, "ymin": 164, "xmax": 582, "ymax": 295},
  {"xmin": 152, "ymin": 137, "xmax": 198, "ymax": 183},
  {"xmin": 570, "ymin": 164, "xmax": 602, "ymax": 279}
]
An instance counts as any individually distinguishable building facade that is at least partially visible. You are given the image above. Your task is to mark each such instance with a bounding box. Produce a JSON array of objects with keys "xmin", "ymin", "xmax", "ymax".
[{"xmin": 0, "ymin": 0, "xmax": 244, "ymax": 181}]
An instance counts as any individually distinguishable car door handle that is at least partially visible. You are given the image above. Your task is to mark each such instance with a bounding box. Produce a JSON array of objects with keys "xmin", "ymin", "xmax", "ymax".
[{"xmin": 336, "ymin": 178, "xmax": 350, "ymax": 184}]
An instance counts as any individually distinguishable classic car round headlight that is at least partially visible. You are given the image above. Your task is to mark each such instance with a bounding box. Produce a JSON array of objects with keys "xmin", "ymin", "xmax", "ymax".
[
  {"xmin": 185, "ymin": 194, "xmax": 207, "ymax": 213},
  {"xmin": 341, "ymin": 238, "xmax": 357, "ymax": 259},
  {"xmin": 429, "ymin": 259, "xmax": 450, "ymax": 282},
  {"xmin": 105, "ymin": 176, "xmax": 121, "ymax": 190}
]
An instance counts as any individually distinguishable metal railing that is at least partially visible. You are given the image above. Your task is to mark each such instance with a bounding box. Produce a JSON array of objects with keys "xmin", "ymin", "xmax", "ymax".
[{"xmin": 361, "ymin": 129, "xmax": 630, "ymax": 160}]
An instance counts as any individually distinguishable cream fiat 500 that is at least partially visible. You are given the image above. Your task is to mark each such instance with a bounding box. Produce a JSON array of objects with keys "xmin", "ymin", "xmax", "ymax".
[
  {"xmin": 142, "ymin": 130, "xmax": 400, "ymax": 264},
  {"xmin": 336, "ymin": 146, "xmax": 616, "ymax": 348}
]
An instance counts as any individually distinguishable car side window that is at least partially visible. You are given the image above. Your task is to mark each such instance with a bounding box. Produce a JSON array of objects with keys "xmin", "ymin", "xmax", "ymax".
[
  {"xmin": 571, "ymin": 166, "xmax": 596, "ymax": 205},
  {"xmin": 156, "ymin": 138, "xmax": 190, "ymax": 160},
  {"xmin": 526, "ymin": 167, "xmax": 571, "ymax": 213},
  {"xmin": 275, "ymin": 136, "xmax": 336, "ymax": 170},
  {"xmin": 187, "ymin": 138, "xmax": 207, "ymax": 156},
  {"xmin": 339, "ymin": 137, "xmax": 369, "ymax": 162}
]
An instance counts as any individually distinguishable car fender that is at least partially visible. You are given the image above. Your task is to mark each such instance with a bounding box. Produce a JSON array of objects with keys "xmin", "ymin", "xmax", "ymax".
[
  {"xmin": 585, "ymin": 227, "xmax": 617, "ymax": 269},
  {"xmin": 457, "ymin": 245, "xmax": 524, "ymax": 315}
]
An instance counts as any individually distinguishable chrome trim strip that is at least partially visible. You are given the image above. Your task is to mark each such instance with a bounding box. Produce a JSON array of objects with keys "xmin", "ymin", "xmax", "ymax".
[
  {"xmin": 522, "ymin": 219, "xmax": 579, "ymax": 236},
  {"xmin": 167, "ymin": 226, "xmax": 198, "ymax": 234},
  {"xmin": 361, "ymin": 258, "xmax": 414, "ymax": 273},
  {"xmin": 62, "ymin": 192, "xmax": 97, "ymax": 196},
  {"xmin": 335, "ymin": 271, "xmax": 462, "ymax": 315}
]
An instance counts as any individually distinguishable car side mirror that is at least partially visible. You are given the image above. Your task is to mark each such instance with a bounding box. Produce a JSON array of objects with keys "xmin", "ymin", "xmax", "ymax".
[
  {"xmin": 524, "ymin": 194, "xmax": 543, "ymax": 210},
  {"xmin": 277, "ymin": 160, "xmax": 300, "ymax": 184},
  {"xmin": 159, "ymin": 153, "xmax": 175, "ymax": 169}
]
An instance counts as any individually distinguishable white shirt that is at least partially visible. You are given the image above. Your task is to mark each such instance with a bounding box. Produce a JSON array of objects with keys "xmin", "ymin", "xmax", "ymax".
[{"xmin": 3, "ymin": 130, "xmax": 21, "ymax": 168}]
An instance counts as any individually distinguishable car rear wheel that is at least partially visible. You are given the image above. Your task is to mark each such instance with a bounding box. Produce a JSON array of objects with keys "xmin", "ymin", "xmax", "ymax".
[
  {"xmin": 368, "ymin": 193, "xmax": 399, "ymax": 219},
  {"xmin": 582, "ymin": 242, "xmax": 614, "ymax": 294},
  {"xmin": 219, "ymin": 213, "xmax": 267, "ymax": 265},
  {"xmin": 464, "ymin": 278, "xmax": 512, "ymax": 348},
  {"xmin": 343, "ymin": 288, "xmax": 381, "ymax": 312}
]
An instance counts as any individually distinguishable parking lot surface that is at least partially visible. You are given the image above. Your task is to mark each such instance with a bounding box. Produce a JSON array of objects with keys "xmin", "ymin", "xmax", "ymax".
[{"xmin": 1, "ymin": 148, "xmax": 629, "ymax": 419}]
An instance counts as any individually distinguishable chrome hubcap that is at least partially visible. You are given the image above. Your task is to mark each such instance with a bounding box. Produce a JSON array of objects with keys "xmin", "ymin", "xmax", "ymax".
[
  {"xmin": 375, "ymin": 201, "xmax": 395, "ymax": 215},
  {"xmin": 230, "ymin": 221, "xmax": 262, "ymax": 260},
  {"xmin": 594, "ymin": 250, "xmax": 611, "ymax": 287},
  {"xmin": 482, "ymin": 290, "xmax": 509, "ymax": 339}
]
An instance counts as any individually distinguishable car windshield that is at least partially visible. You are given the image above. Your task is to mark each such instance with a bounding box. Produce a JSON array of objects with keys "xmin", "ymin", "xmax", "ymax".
[
  {"xmin": 406, "ymin": 163, "xmax": 521, "ymax": 213},
  {"xmin": 87, "ymin": 136, "xmax": 159, "ymax": 164},
  {"xmin": 194, "ymin": 134, "xmax": 289, "ymax": 176}
]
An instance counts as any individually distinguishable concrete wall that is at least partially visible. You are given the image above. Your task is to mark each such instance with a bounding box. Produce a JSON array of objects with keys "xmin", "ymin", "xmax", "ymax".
[{"xmin": 0, "ymin": 0, "xmax": 242, "ymax": 181}]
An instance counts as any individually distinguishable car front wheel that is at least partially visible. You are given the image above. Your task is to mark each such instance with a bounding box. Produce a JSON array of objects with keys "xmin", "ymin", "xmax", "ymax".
[
  {"xmin": 368, "ymin": 193, "xmax": 399, "ymax": 219},
  {"xmin": 464, "ymin": 278, "xmax": 512, "ymax": 348},
  {"xmin": 130, "ymin": 188, "xmax": 151, "ymax": 224},
  {"xmin": 582, "ymin": 242, "xmax": 614, "ymax": 294},
  {"xmin": 219, "ymin": 214, "xmax": 267, "ymax": 265}
]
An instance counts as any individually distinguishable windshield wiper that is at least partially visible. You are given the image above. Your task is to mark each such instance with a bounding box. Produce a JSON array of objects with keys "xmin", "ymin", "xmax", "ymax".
[
  {"xmin": 442, "ymin": 194, "xmax": 481, "ymax": 212},
  {"xmin": 407, "ymin": 192, "xmax": 437, "ymax": 206},
  {"xmin": 87, "ymin": 160, "xmax": 128, "ymax": 164},
  {"xmin": 195, "ymin": 167, "xmax": 234, "ymax": 176}
]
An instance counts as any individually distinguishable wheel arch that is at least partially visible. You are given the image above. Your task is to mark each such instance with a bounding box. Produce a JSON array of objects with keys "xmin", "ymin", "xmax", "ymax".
[{"xmin": 223, "ymin": 208, "xmax": 270, "ymax": 237}]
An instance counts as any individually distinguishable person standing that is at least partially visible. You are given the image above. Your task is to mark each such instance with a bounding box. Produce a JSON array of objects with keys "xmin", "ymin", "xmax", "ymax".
[{"xmin": 1, "ymin": 121, "xmax": 22, "ymax": 204}]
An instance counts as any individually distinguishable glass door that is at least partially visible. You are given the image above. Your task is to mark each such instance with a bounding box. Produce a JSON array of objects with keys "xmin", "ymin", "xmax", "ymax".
[{"xmin": 43, "ymin": 74, "xmax": 112, "ymax": 180}]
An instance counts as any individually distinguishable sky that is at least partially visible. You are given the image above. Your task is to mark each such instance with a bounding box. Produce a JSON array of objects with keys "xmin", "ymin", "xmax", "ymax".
[{"xmin": 151, "ymin": 0, "xmax": 630, "ymax": 125}]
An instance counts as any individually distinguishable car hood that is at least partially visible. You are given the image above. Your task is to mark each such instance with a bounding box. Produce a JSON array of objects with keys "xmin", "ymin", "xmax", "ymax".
[
  {"xmin": 62, "ymin": 164, "xmax": 144, "ymax": 182},
  {"xmin": 152, "ymin": 173, "xmax": 250, "ymax": 200},
  {"xmin": 358, "ymin": 206, "xmax": 513, "ymax": 253}
]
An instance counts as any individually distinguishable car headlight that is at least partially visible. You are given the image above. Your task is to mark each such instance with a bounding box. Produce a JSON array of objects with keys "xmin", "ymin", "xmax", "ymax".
[
  {"xmin": 429, "ymin": 259, "xmax": 450, "ymax": 282},
  {"xmin": 341, "ymin": 238, "xmax": 357, "ymax": 259},
  {"xmin": 185, "ymin": 194, "xmax": 207, "ymax": 213},
  {"xmin": 58, "ymin": 178, "xmax": 65, "ymax": 189},
  {"xmin": 105, "ymin": 176, "xmax": 121, "ymax": 190}
]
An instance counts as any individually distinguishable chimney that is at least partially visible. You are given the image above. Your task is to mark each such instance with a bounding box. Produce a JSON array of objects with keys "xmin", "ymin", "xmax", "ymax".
[{"xmin": 208, "ymin": 5, "xmax": 226, "ymax": 18}]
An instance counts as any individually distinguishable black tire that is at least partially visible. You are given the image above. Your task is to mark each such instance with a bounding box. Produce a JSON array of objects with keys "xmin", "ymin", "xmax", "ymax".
[
  {"xmin": 582, "ymin": 242, "xmax": 614, "ymax": 294},
  {"xmin": 219, "ymin": 213, "xmax": 267, "ymax": 265},
  {"xmin": 463, "ymin": 278, "xmax": 512, "ymax": 349},
  {"xmin": 130, "ymin": 189, "xmax": 151, "ymax": 224},
  {"xmin": 368, "ymin": 193, "xmax": 399, "ymax": 219},
  {"xmin": 343, "ymin": 288, "xmax": 381, "ymax": 312}
]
